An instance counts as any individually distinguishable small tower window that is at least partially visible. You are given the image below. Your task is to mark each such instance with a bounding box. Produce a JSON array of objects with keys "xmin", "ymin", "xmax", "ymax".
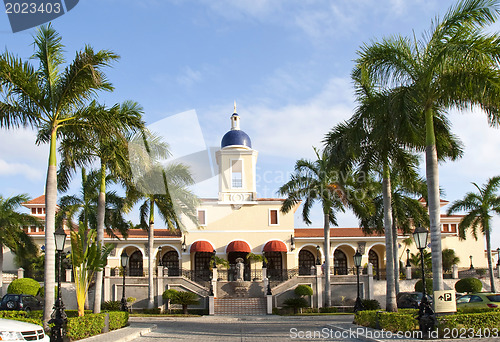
[
  {"xmin": 198, "ymin": 210, "xmax": 206, "ymax": 226},
  {"xmin": 31, "ymin": 208, "xmax": 36, "ymax": 215},
  {"xmin": 231, "ymin": 160, "xmax": 243, "ymax": 188},
  {"xmin": 269, "ymin": 209, "xmax": 279, "ymax": 226}
]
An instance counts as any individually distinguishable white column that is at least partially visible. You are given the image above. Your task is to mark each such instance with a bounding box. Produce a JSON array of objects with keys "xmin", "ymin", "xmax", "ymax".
[
  {"xmin": 209, "ymin": 296, "xmax": 214, "ymax": 315},
  {"xmin": 452, "ymin": 264, "xmax": 459, "ymax": 279},
  {"xmin": 65, "ymin": 269, "xmax": 72, "ymax": 283},
  {"xmin": 157, "ymin": 266, "xmax": 164, "ymax": 311},
  {"xmin": 406, "ymin": 266, "xmax": 412, "ymax": 280},
  {"xmin": 17, "ymin": 268, "xmax": 24, "ymax": 279},
  {"xmin": 316, "ymin": 265, "xmax": 323, "ymax": 308},
  {"xmin": 367, "ymin": 263, "xmax": 374, "ymax": 300},
  {"xmin": 103, "ymin": 266, "xmax": 111, "ymax": 302}
]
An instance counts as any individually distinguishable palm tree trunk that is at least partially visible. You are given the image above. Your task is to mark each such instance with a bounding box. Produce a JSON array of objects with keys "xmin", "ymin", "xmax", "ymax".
[
  {"xmin": 392, "ymin": 220, "xmax": 399, "ymax": 295},
  {"xmin": 382, "ymin": 164, "xmax": 397, "ymax": 312},
  {"xmin": 148, "ymin": 199, "xmax": 155, "ymax": 309},
  {"xmin": 0, "ymin": 244, "xmax": 3, "ymax": 296},
  {"xmin": 485, "ymin": 221, "xmax": 497, "ymax": 293},
  {"xmin": 425, "ymin": 108, "xmax": 444, "ymax": 292},
  {"xmin": 93, "ymin": 161, "xmax": 106, "ymax": 313},
  {"xmin": 43, "ymin": 128, "xmax": 58, "ymax": 328},
  {"xmin": 323, "ymin": 212, "xmax": 331, "ymax": 307}
]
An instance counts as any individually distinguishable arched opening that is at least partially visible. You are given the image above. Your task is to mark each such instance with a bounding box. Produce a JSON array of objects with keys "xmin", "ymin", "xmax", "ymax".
[
  {"xmin": 162, "ymin": 250, "xmax": 180, "ymax": 276},
  {"xmin": 129, "ymin": 251, "xmax": 143, "ymax": 276},
  {"xmin": 298, "ymin": 249, "xmax": 316, "ymax": 275},
  {"xmin": 266, "ymin": 252, "xmax": 283, "ymax": 281},
  {"xmin": 369, "ymin": 249, "xmax": 380, "ymax": 280},
  {"xmin": 194, "ymin": 252, "xmax": 212, "ymax": 281},
  {"xmin": 333, "ymin": 249, "xmax": 348, "ymax": 275},
  {"xmin": 228, "ymin": 252, "xmax": 250, "ymax": 281}
]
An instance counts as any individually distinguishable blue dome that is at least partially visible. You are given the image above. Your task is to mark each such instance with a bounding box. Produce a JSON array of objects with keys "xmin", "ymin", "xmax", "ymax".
[{"xmin": 221, "ymin": 130, "xmax": 252, "ymax": 148}]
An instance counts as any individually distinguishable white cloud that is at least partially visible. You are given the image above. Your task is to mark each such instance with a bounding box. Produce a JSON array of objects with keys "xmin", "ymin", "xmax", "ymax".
[
  {"xmin": 176, "ymin": 66, "xmax": 203, "ymax": 87},
  {"xmin": 0, "ymin": 159, "xmax": 43, "ymax": 180}
]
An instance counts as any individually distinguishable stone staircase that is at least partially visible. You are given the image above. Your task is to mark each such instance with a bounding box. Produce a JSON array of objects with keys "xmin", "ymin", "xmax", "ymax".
[{"xmin": 214, "ymin": 297, "xmax": 267, "ymax": 315}]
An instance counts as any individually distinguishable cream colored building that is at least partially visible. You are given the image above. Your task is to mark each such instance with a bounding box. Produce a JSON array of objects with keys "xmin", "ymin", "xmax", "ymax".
[{"xmin": 8, "ymin": 110, "xmax": 492, "ymax": 287}]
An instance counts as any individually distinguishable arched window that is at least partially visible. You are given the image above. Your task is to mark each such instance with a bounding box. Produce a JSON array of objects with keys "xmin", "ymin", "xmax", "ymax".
[
  {"xmin": 194, "ymin": 252, "xmax": 212, "ymax": 281},
  {"xmin": 298, "ymin": 249, "xmax": 316, "ymax": 275},
  {"xmin": 333, "ymin": 249, "xmax": 347, "ymax": 275},
  {"xmin": 129, "ymin": 251, "xmax": 143, "ymax": 276},
  {"xmin": 369, "ymin": 249, "xmax": 380, "ymax": 280},
  {"xmin": 162, "ymin": 251, "xmax": 180, "ymax": 276},
  {"xmin": 266, "ymin": 252, "xmax": 283, "ymax": 281}
]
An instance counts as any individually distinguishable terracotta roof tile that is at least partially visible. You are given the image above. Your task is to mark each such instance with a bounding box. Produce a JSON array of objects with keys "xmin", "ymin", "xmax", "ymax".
[
  {"xmin": 23, "ymin": 195, "xmax": 45, "ymax": 205},
  {"xmin": 106, "ymin": 229, "xmax": 181, "ymax": 239}
]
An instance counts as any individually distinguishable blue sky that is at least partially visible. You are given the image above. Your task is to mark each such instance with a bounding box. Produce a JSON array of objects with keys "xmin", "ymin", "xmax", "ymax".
[{"xmin": 1, "ymin": 0, "xmax": 500, "ymax": 248}]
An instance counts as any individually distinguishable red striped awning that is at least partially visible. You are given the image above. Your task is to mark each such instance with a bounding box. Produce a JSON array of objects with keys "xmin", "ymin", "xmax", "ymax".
[
  {"xmin": 263, "ymin": 240, "xmax": 287, "ymax": 252},
  {"xmin": 190, "ymin": 241, "xmax": 214, "ymax": 253},
  {"xmin": 227, "ymin": 240, "xmax": 251, "ymax": 253}
]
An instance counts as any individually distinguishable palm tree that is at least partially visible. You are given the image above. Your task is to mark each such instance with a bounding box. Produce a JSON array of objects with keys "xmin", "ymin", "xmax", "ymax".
[
  {"xmin": 442, "ymin": 249, "xmax": 460, "ymax": 273},
  {"xmin": 57, "ymin": 101, "xmax": 145, "ymax": 313},
  {"xmin": 0, "ymin": 194, "xmax": 39, "ymax": 294},
  {"xmin": 127, "ymin": 162, "xmax": 199, "ymax": 309},
  {"xmin": 447, "ymin": 176, "xmax": 500, "ymax": 292},
  {"xmin": 278, "ymin": 148, "xmax": 370, "ymax": 307},
  {"xmin": 355, "ymin": 0, "xmax": 500, "ymax": 292},
  {"xmin": 0, "ymin": 24, "xmax": 118, "ymax": 323}
]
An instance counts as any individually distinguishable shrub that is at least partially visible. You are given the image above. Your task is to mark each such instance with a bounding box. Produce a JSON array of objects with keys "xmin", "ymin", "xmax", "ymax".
[
  {"xmin": 295, "ymin": 285, "xmax": 313, "ymax": 297},
  {"xmin": 415, "ymin": 279, "xmax": 433, "ymax": 294},
  {"xmin": 142, "ymin": 308, "xmax": 161, "ymax": 314},
  {"xmin": 437, "ymin": 312, "xmax": 500, "ymax": 333},
  {"xmin": 319, "ymin": 307, "xmax": 338, "ymax": 313},
  {"xmin": 7, "ymin": 278, "xmax": 40, "ymax": 296},
  {"xmin": 354, "ymin": 310, "xmax": 379, "ymax": 328},
  {"xmin": 162, "ymin": 290, "xmax": 199, "ymax": 315},
  {"xmin": 361, "ymin": 299, "xmax": 380, "ymax": 311},
  {"xmin": 283, "ymin": 297, "xmax": 308, "ymax": 314},
  {"xmin": 108, "ymin": 311, "xmax": 129, "ymax": 330},
  {"xmin": 455, "ymin": 277, "xmax": 482, "ymax": 294},
  {"xmin": 379, "ymin": 312, "xmax": 418, "ymax": 332},
  {"xmin": 66, "ymin": 314, "xmax": 106, "ymax": 341},
  {"xmin": 101, "ymin": 300, "xmax": 121, "ymax": 311}
]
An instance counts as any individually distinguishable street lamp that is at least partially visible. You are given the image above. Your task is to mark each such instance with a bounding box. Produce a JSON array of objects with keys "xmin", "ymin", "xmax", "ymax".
[
  {"xmin": 353, "ymin": 250, "xmax": 364, "ymax": 313},
  {"xmin": 49, "ymin": 225, "xmax": 67, "ymax": 342},
  {"xmin": 412, "ymin": 226, "xmax": 435, "ymax": 338},
  {"xmin": 497, "ymin": 248, "xmax": 500, "ymax": 268},
  {"xmin": 406, "ymin": 249, "xmax": 411, "ymax": 267},
  {"xmin": 182, "ymin": 236, "xmax": 187, "ymax": 252},
  {"xmin": 316, "ymin": 245, "xmax": 321, "ymax": 265},
  {"xmin": 120, "ymin": 250, "xmax": 129, "ymax": 312},
  {"xmin": 469, "ymin": 255, "xmax": 474, "ymax": 270},
  {"xmin": 158, "ymin": 246, "xmax": 163, "ymax": 267}
]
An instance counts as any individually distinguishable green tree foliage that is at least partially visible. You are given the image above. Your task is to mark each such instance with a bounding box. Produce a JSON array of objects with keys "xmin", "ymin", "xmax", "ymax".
[
  {"xmin": 7, "ymin": 278, "xmax": 41, "ymax": 296},
  {"xmin": 442, "ymin": 249, "xmax": 460, "ymax": 273},
  {"xmin": 415, "ymin": 278, "xmax": 433, "ymax": 295},
  {"xmin": 283, "ymin": 297, "xmax": 309, "ymax": 314},
  {"xmin": 294, "ymin": 285, "xmax": 313, "ymax": 297},
  {"xmin": 448, "ymin": 176, "xmax": 500, "ymax": 292},
  {"xmin": 455, "ymin": 278, "xmax": 483, "ymax": 294},
  {"xmin": 162, "ymin": 289, "xmax": 199, "ymax": 315}
]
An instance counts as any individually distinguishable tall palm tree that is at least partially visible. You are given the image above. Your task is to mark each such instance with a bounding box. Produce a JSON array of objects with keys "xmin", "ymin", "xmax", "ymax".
[
  {"xmin": 0, "ymin": 194, "xmax": 39, "ymax": 295},
  {"xmin": 0, "ymin": 24, "xmax": 118, "ymax": 323},
  {"xmin": 57, "ymin": 101, "xmax": 145, "ymax": 313},
  {"xmin": 127, "ymin": 162, "xmax": 199, "ymax": 309},
  {"xmin": 355, "ymin": 0, "xmax": 500, "ymax": 291},
  {"xmin": 278, "ymin": 148, "xmax": 370, "ymax": 307},
  {"xmin": 447, "ymin": 176, "xmax": 500, "ymax": 292}
]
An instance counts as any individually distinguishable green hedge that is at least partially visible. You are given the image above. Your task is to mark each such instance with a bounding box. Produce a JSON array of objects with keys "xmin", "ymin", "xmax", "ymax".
[
  {"xmin": 7, "ymin": 278, "xmax": 41, "ymax": 296},
  {"xmin": 354, "ymin": 310, "xmax": 418, "ymax": 332},
  {"xmin": 108, "ymin": 311, "xmax": 129, "ymax": 331},
  {"xmin": 354, "ymin": 310, "xmax": 379, "ymax": 328},
  {"xmin": 66, "ymin": 314, "xmax": 106, "ymax": 340},
  {"xmin": 438, "ymin": 312, "xmax": 500, "ymax": 331},
  {"xmin": 455, "ymin": 278, "xmax": 483, "ymax": 293}
]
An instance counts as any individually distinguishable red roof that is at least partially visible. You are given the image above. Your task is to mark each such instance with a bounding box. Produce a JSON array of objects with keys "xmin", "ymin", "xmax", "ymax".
[
  {"xmin": 190, "ymin": 240, "xmax": 214, "ymax": 253},
  {"xmin": 227, "ymin": 240, "xmax": 251, "ymax": 253},
  {"xmin": 23, "ymin": 195, "xmax": 45, "ymax": 205},
  {"xmin": 263, "ymin": 240, "xmax": 287, "ymax": 252}
]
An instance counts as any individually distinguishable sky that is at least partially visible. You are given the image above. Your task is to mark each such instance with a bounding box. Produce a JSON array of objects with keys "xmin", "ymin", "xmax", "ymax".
[{"xmin": 1, "ymin": 0, "xmax": 500, "ymax": 248}]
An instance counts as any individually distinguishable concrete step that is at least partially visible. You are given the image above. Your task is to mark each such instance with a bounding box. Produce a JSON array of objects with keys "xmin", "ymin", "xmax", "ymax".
[{"xmin": 214, "ymin": 297, "xmax": 267, "ymax": 315}]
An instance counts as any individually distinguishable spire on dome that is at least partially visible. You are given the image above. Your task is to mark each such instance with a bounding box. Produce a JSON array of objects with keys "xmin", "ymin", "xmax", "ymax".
[{"xmin": 234, "ymin": 100, "xmax": 237, "ymax": 114}]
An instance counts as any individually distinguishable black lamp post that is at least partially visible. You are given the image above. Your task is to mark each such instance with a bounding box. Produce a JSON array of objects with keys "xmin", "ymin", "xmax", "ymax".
[
  {"xmin": 182, "ymin": 236, "xmax": 187, "ymax": 252},
  {"xmin": 413, "ymin": 226, "xmax": 435, "ymax": 338},
  {"xmin": 49, "ymin": 226, "xmax": 67, "ymax": 342},
  {"xmin": 120, "ymin": 250, "xmax": 129, "ymax": 312},
  {"xmin": 353, "ymin": 250, "xmax": 365, "ymax": 313},
  {"xmin": 158, "ymin": 246, "xmax": 163, "ymax": 267},
  {"xmin": 406, "ymin": 249, "xmax": 411, "ymax": 267},
  {"xmin": 497, "ymin": 248, "xmax": 500, "ymax": 268},
  {"xmin": 212, "ymin": 249, "xmax": 217, "ymax": 269},
  {"xmin": 469, "ymin": 255, "xmax": 474, "ymax": 270},
  {"xmin": 316, "ymin": 245, "xmax": 321, "ymax": 265}
]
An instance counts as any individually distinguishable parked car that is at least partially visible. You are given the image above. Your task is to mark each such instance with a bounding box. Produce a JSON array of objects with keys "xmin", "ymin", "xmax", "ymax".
[
  {"xmin": 396, "ymin": 292, "xmax": 433, "ymax": 309},
  {"xmin": 0, "ymin": 294, "xmax": 42, "ymax": 312},
  {"xmin": 456, "ymin": 293, "xmax": 500, "ymax": 309},
  {"xmin": 0, "ymin": 317, "xmax": 49, "ymax": 341}
]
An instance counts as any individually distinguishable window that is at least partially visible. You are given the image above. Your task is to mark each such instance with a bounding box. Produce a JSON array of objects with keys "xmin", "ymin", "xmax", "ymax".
[
  {"xmin": 470, "ymin": 295, "xmax": 483, "ymax": 303},
  {"xmin": 231, "ymin": 160, "xmax": 243, "ymax": 188},
  {"xmin": 442, "ymin": 224, "xmax": 449, "ymax": 232},
  {"xmin": 37, "ymin": 208, "xmax": 42, "ymax": 214},
  {"xmin": 31, "ymin": 208, "xmax": 36, "ymax": 215},
  {"xmin": 198, "ymin": 210, "xmax": 206, "ymax": 226},
  {"xmin": 450, "ymin": 224, "xmax": 457, "ymax": 233},
  {"xmin": 269, "ymin": 209, "xmax": 279, "ymax": 225},
  {"xmin": 43, "ymin": 208, "xmax": 46, "ymax": 214}
]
